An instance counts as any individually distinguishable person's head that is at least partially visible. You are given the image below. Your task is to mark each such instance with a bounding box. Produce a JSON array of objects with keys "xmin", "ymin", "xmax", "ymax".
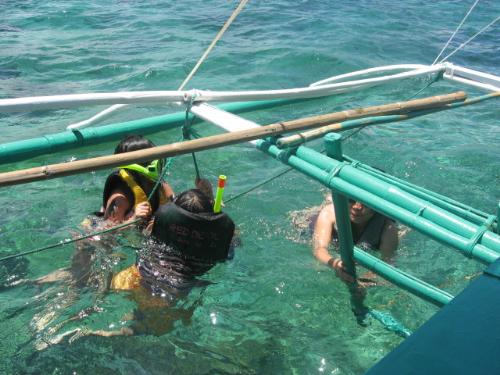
[
  {"xmin": 114, "ymin": 135, "xmax": 155, "ymax": 155},
  {"xmin": 349, "ymin": 200, "xmax": 375, "ymax": 224},
  {"xmin": 174, "ymin": 189, "xmax": 213, "ymax": 214},
  {"xmin": 115, "ymin": 135, "xmax": 164, "ymax": 181}
]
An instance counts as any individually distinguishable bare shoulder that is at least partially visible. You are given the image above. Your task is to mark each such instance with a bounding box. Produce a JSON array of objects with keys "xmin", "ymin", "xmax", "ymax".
[
  {"xmin": 315, "ymin": 202, "xmax": 336, "ymax": 231},
  {"xmin": 383, "ymin": 219, "xmax": 398, "ymax": 234},
  {"xmin": 318, "ymin": 202, "xmax": 335, "ymax": 221},
  {"xmin": 380, "ymin": 218, "xmax": 399, "ymax": 259}
]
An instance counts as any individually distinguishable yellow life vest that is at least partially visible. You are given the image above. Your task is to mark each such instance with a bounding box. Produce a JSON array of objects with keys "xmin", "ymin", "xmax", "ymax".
[{"xmin": 118, "ymin": 169, "xmax": 168, "ymax": 209}]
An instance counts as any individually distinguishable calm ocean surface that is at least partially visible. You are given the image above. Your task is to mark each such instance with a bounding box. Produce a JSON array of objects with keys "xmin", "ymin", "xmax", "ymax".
[{"xmin": 1, "ymin": 1, "xmax": 499, "ymax": 374}]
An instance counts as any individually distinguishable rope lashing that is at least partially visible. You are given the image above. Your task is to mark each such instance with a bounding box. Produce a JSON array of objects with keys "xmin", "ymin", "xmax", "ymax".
[
  {"xmin": 368, "ymin": 309, "xmax": 412, "ymax": 338},
  {"xmin": 464, "ymin": 225, "xmax": 491, "ymax": 258},
  {"xmin": 463, "ymin": 215, "xmax": 497, "ymax": 258},
  {"xmin": 326, "ymin": 162, "xmax": 348, "ymax": 188}
]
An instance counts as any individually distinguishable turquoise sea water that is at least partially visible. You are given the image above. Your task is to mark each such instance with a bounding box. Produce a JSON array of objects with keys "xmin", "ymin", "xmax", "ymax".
[{"xmin": 1, "ymin": 1, "xmax": 499, "ymax": 373}]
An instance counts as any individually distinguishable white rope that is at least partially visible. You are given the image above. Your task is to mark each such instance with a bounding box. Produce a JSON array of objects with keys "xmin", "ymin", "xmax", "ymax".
[
  {"xmin": 67, "ymin": 104, "xmax": 126, "ymax": 129},
  {"xmin": 310, "ymin": 64, "xmax": 428, "ymax": 87},
  {"xmin": 178, "ymin": 0, "xmax": 249, "ymax": 90},
  {"xmin": 439, "ymin": 16, "xmax": 500, "ymax": 63},
  {"xmin": 432, "ymin": 0, "xmax": 481, "ymax": 65},
  {"xmin": 66, "ymin": 0, "xmax": 249, "ymax": 130}
]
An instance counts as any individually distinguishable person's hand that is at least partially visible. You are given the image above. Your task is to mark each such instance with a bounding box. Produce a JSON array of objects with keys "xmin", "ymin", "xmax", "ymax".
[
  {"xmin": 195, "ymin": 177, "xmax": 214, "ymax": 200},
  {"xmin": 143, "ymin": 218, "xmax": 154, "ymax": 235},
  {"xmin": 133, "ymin": 202, "xmax": 152, "ymax": 220},
  {"xmin": 330, "ymin": 258, "xmax": 356, "ymax": 284},
  {"xmin": 330, "ymin": 259, "xmax": 379, "ymax": 288},
  {"xmin": 357, "ymin": 271, "xmax": 378, "ymax": 287}
]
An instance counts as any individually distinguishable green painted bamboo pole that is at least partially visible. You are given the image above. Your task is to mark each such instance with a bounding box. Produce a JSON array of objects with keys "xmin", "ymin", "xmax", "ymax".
[
  {"xmin": 294, "ymin": 146, "xmax": 500, "ymax": 254},
  {"xmin": 0, "ymin": 91, "xmax": 468, "ymax": 166},
  {"xmin": 324, "ymin": 133, "xmax": 356, "ymax": 276},
  {"xmin": 324, "ymin": 133, "xmax": 368, "ymax": 321},
  {"xmin": 344, "ymin": 155, "xmax": 494, "ymax": 228},
  {"xmin": 353, "ymin": 247, "xmax": 453, "ymax": 307},
  {"xmin": 256, "ymin": 139, "xmax": 454, "ymax": 306},
  {"xmin": 256, "ymin": 139, "xmax": 499, "ymax": 264},
  {"xmin": 0, "ymin": 99, "xmax": 299, "ymax": 165}
]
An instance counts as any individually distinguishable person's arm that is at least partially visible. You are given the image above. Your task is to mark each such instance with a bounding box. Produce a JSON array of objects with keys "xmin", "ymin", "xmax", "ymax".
[
  {"xmin": 313, "ymin": 204, "xmax": 356, "ymax": 283},
  {"xmin": 162, "ymin": 181, "xmax": 175, "ymax": 201},
  {"xmin": 313, "ymin": 204, "xmax": 335, "ymax": 264},
  {"xmin": 130, "ymin": 202, "xmax": 152, "ymax": 221},
  {"xmin": 379, "ymin": 220, "xmax": 399, "ymax": 262}
]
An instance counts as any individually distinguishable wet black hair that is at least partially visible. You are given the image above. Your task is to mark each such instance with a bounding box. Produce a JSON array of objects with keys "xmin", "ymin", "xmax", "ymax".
[
  {"xmin": 174, "ymin": 189, "xmax": 213, "ymax": 214},
  {"xmin": 115, "ymin": 135, "xmax": 155, "ymax": 153},
  {"xmin": 114, "ymin": 135, "xmax": 156, "ymax": 167}
]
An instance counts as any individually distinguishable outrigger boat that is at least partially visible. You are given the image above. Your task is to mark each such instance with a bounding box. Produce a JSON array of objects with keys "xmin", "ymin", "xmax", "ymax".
[{"xmin": 0, "ymin": 60, "xmax": 499, "ymax": 373}]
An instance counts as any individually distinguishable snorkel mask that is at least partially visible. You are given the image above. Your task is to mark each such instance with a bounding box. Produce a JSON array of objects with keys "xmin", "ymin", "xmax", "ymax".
[{"xmin": 120, "ymin": 159, "xmax": 164, "ymax": 181}]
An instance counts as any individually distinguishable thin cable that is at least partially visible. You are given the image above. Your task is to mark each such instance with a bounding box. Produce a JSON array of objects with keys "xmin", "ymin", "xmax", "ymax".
[
  {"xmin": 344, "ymin": 72, "xmax": 442, "ymax": 143},
  {"xmin": 183, "ymin": 106, "xmax": 201, "ymax": 179},
  {"xmin": 432, "ymin": 0, "xmax": 481, "ymax": 64},
  {"xmin": 179, "ymin": 0, "xmax": 248, "ymax": 176},
  {"xmin": 192, "ymin": 153, "xmax": 201, "ymax": 179},
  {"xmin": 225, "ymin": 167, "xmax": 294, "ymax": 203},
  {"xmin": 0, "ymin": 220, "xmax": 139, "ymax": 262},
  {"xmin": 439, "ymin": 16, "xmax": 500, "ymax": 63}
]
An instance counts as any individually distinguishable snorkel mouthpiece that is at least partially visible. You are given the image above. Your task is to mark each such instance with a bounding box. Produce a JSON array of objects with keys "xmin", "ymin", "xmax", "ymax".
[{"xmin": 120, "ymin": 159, "xmax": 163, "ymax": 181}]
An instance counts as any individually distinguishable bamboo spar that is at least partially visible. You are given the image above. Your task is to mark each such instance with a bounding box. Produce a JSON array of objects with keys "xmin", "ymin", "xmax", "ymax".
[{"xmin": 0, "ymin": 91, "xmax": 466, "ymax": 187}]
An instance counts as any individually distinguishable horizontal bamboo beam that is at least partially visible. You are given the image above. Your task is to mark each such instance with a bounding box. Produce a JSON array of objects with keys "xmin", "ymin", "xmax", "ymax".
[
  {"xmin": 277, "ymin": 91, "xmax": 498, "ymax": 148},
  {"xmin": 276, "ymin": 114, "xmax": 407, "ymax": 148},
  {"xmin": 0, "ymin": 91, "xmax": 466, "ymax": 187}
]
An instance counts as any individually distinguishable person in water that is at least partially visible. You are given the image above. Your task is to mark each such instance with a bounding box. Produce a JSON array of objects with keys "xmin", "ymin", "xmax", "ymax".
[
  {"xmin": 111, "ymin": 176, "xmax": 235, "ymax": 290},
  {"xmin": 35, "ymin": 138, "xmax": 235, "ymax": 341},
  {"xmin": 99, "ymin": 134, "xmax": 175, "ymax": 224},
  {"xmin": 32, "ymin": 135, "xmax": 176, "ymax": 347},
  {"xmin": 68, "ymin": 134, "xmax": 175, "ymax": 288},
  {"xmin": 313, "ymin": 196, "xmax": 398, "ymax": 283},
  {"xmin": 98, "ymin": 177, "xmax": 236, "ymax": 336}
]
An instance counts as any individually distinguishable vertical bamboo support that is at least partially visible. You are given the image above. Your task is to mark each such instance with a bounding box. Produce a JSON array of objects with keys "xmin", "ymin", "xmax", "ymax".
[
  {"xmin": 324, "ymin": 133, "xmax": 356, "ymax": 276},
  {"xmin": 324, "ymin": 132, "xmax": 368, "ymax": 322}
]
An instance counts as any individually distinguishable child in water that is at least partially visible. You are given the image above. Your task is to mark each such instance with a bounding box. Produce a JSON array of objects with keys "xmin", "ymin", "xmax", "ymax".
[
  {"xmin": 34, "ymin": 135, "xmax": 235, "ymax": 343},
  {"xmin": 32, "ymin": 135, "xmax": 176, "ymax": 345},
  {"xmin": 99, "ymin": 134, "xmax": 175, "ymax": 223},
  {"xmin": 107, "ymin": 177, "xmax": 235, "ymax": 336},
  {"xmin": 69, "ymin": 135, "xmax": 175, "ymax": 288}
]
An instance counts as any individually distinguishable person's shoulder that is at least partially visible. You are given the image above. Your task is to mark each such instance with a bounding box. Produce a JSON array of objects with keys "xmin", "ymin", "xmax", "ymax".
[
  {"xmin": 381, "ymin": 218, "xmax": 398, "ymax": 237},
  {"xmin": 317, "ymin": 202, "xmax": 335, "ymax": 224}
]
